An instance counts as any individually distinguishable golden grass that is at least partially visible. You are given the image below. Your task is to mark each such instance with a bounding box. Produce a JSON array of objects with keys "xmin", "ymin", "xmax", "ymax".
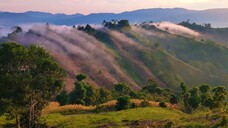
[
  {"xmin": 42, "ymin": 99, "xmax": 178, "ymax": 114},
  {"xmin": 42, "ymin": 102, "xmax": 95, "ymax": 114}
]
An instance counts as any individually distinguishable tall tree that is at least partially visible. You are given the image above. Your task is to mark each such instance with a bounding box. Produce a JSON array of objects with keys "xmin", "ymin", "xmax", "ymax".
[{"xmin": 0, "ymin": 42, "xmax": 66, "ymax": 128}]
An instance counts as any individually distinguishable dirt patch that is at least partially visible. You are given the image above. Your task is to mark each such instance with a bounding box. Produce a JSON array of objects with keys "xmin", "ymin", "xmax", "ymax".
[
  {"xmin": 123, "ymin": 120, "xmax": 170, "ymax": 128},
  {"xmin": 96, "ymin": 122, "xmax": 119, "ymax": 128}
]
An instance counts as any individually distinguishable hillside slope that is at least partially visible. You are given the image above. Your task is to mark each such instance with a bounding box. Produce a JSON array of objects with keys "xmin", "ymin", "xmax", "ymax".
[{"xmin": 3, "ymin": 23, "xmax": 228, "ymax": 90}]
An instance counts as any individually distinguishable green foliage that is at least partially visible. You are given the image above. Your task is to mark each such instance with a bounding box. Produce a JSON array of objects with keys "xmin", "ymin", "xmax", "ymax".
[
  {"xmin": 75, "ymin": 74, "xmax": 87, "ymax": 82},
  {"xmin": 212, "ymin": 86, "xmax": 228, "ymax": 108},
  {"xmin": 141, "ymin": 79, "xmax": 160, "ymax": 93},
  {"xmin": 170, "ymin": 94, "xmax": 178, "ymax": 105},
  {"xmin": 114, "ymin": 83, "xmax": 132, "ymax": 97},
  {"xmin": 164, "ymin": 121, "xmax": 175, "ymax": 128},
  {"xmin": 187, "ymin": 87, "xmax": 201, "ymax": 110},
  {"xmin": 69, "ymin": 81, "xmax": 87, "ymax": 105},
  {"xmin": 178, "ymin": 20, "xmax": 212, "ymax": 32},
  {"xmin": 0, "ymin": 42, "xmax": 66, "ymax": 127},
  {"xmin": 56, "ymin": 91, "xmax": 69, "ymax": 106},
  {"xmin": 116, "ymin": 96, "xmax": 131, "ymax": 110},
  {"xmin": 103, "ymin": 19, "xmax": 131, "ymax": 30},
  {"xmin": 97, "ymin": 88, "xmax": 113, "ymax": 104},
  {"xmin": 159, "ymin": 102, "xmax": 167, "ymax": 108},
  {"xmin": 220, "ymin": 116, "xmax": 228, "ymax": 127},
  {"xmin": 77, "ymin": 24, "xmax": 96, "ymax": 36},
  {"xmin": 199, "ymin": 84, "xmax": 210, "ymax": 93},
  {"xmin": 141, "ymin": 100, "xmax": 150, "ymax": 107},
  {"xmin": 84, "ymin": 85, "xmax": 97, "ymax": 106}
]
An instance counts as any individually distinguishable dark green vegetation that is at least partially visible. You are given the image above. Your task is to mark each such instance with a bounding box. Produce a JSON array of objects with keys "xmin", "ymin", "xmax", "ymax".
[
  {"xmin": 57, "ymin": 74, "xmax": 227, "ymax": 113},
  {"xmin": 0, "ymin": 42, "xmax": 66, "ymax": 127}
]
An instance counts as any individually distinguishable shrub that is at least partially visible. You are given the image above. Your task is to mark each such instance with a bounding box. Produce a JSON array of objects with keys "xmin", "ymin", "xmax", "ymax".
[
  {"xmin": 164, "ymin": 121, "xmax": 174, "ymax": 128},
  {"xmin": 159, "ymin": 102, "xmax": 167, "ymax": 108},
  {"xmin": 219, "ymin": 116, "xmax": 227, "ymax": 127},
  {"xmin": 131, "ymin": 103, "xmax": 137, "ymax": 108},
  {"xmin": 141, "ymin": 100, "xmax": 150, "ymax": 107},
  {"xmin": 56, "ymin": 91, "xmax": 69, "ymax": 106},
  {"xmin": 116, "ymin": 96, "xmax": 131, "ymax": 110}
]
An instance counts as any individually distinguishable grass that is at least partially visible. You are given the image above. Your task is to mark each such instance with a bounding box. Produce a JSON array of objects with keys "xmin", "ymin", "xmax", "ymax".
[
  {"xmin": 0, "ymin": 116, "xmax": 15, "ymax": 128},
  {"xmin": 43, "ymin": 107, "xmax": 228, "ymax": 128},
  {"xmin": 43, "ymin": 107, "xmax": 185, "ymax": 128},
  {"xmin": 1, "ymin": 103, "xmax": 227, "ymax": 128}
]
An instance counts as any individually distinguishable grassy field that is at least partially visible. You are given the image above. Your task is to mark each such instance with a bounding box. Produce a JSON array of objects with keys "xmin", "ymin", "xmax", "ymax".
[
  {"xmin": 43, "ymin": 107, "xmax": 227, "ymax": 128},
  {"xmin": 0, "ymin": 105, "xmax": 227, "ymax": 128},
  {"xmin": 43, "ymin": 107, "xmax": 185, "ymax": 128}
]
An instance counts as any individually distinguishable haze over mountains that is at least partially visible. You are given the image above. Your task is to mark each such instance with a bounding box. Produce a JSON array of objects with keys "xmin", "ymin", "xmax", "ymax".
[{"xmin": 1, "ymin": 8, "xmax": 228, "ymax": 27}]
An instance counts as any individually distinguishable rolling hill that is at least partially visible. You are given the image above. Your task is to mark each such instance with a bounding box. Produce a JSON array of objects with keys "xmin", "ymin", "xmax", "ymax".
[{"xmin": 1, "ymin": 21, "xmax": 227, "ymax": 91}]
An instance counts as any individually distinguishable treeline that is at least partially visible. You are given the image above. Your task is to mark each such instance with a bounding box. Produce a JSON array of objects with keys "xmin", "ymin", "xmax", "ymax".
[
  {"xmin": 56, "ymin": 74, "xmax": 228, "ymax": 113},
  {"xmin": 178, "ymin": 20, "xmax": 212, "ymax": 32}
]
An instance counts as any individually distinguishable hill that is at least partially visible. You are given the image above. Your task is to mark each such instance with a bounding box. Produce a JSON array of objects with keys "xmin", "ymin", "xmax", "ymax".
[{"xmin": 2, "ymin": 22, "xmax": 227, "ymax": 91}]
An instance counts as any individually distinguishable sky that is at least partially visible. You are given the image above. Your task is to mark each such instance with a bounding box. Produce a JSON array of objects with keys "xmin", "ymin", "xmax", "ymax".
[{"xmin": 0, "ymin": 0, "xmax": 227, "ymax": 14}]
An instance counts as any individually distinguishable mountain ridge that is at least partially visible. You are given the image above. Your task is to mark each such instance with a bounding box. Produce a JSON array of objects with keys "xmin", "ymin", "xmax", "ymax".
[{"xmin": 1, "ymin": 8, "xmax": 228, "ymax": 27}]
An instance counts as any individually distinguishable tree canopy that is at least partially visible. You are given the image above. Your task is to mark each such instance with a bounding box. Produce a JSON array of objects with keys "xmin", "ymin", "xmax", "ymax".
[{"xmin": 0, "ymin": 42, "xmax": 66, "ymax": 128}]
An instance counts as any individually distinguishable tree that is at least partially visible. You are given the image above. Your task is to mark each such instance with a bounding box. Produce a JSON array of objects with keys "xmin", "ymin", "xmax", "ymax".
[
  {"xmin": 8, "ymin": 26, "xmax": 22, "ymax": 38},
  {"xmin": 199, "ymin": 84, "xmax": 210, "ymax": 94},
  {"xmin": 69, "ymin": 81, "xmax": 87, "ymax": 105},
  {"xmin": 0, "ymin": 42, "xmax": 66, "ymax": 128},
  {"xmin": 84, "ymin": 85, "xmax": 97, "ymax": 106},
  {"xmin": 199, "ymin": 84, "xmax": 213, "ymax": 108},
  {"xmin": 97, "ymin": 88, "xmax": 113, "ymax": 104},
  {"xmin": 11, "ymin": 26, "xmax": 22, "ymax": 33},
  {"xmin": 102, "ymin": 19, "xmax": 131, "ymax": 30},
  {"xmin": 141, "ymin": 78, "xmax": 159, "ymax": 93},
  {"xmin": 170, "ymin": 94, "xmax": 178, "ymax": 105},
  {"xmin": 76, "ymin": 74, "xmax": 87, "ymax": 81},
  {"xmin": 187, "ymin": 87, "xmax": 201, "ymax": 110},
  {"xmin": 116, "ymin": 96, "xmax": 131, "ymax": 110},
  {"xmin": 212, "ymin": 86, "xmax": 227, "ymax": 108},
  {"xmin": 56, "ymin": 91, "xmax": 69, "ymax": 106},
  {"xmin": 114, "ymin": 83, "xmax": 132, "ymax": 97}
]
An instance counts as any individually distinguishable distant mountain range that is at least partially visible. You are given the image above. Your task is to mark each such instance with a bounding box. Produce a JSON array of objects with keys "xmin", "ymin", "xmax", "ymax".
[{"xmin": 1, "ymin": 8, "xmax": 228, "ymax": 27}]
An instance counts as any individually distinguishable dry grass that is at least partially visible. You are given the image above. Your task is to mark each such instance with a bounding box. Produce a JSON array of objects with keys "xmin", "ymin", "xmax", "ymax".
[
  {"xmin": 42, "ymin": 99, "xmax": 178, "ymax": 114},
  {"xmin": 42, "ymin": 102, "xmax": 95, "ymax": 114}
]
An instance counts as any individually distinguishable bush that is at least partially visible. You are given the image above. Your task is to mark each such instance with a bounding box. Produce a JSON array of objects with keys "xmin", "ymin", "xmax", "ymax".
[
  {"xmin": 93, "ymin": 105, "xmax": 104, "ymax": 113},
  {"xmin": 141, "ymin": 100, "xmax": 150, "ymax": 107},
  {"xmin": 56, "ymin": 91, "xmax": 69, "ymax": 106},
  {"xmin": 131, "ymin": 103, "xmax": 137, "ymax": 108},
  {"xmin": 164, "ymin": 121, "xmax": 174, "ymax": 128},
  {"xmin": 220, "ymin": 116, "xmax": 228, "ymax": 126},
  {"xmin": 159, "ymin": 102, "xmax": 167, "ymax": 108},
  {"xmin": 116, "ymin": 96, "xmax": 131, "ymax": 110}
]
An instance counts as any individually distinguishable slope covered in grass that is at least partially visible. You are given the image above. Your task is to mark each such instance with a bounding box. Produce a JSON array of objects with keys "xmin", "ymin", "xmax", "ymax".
[
  {"xmin": 42, "ymin": 107, "xmax": 226, "ymax": 128},
  {"xmin": 3, "ymin": 23, "xmax": 227, "ymax": 90}
]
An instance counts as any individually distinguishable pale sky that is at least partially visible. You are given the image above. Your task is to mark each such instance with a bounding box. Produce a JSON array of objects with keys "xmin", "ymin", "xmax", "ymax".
[{"xmin": 0, "ymin": 0, "xmax": 227, "ymax": 14}]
